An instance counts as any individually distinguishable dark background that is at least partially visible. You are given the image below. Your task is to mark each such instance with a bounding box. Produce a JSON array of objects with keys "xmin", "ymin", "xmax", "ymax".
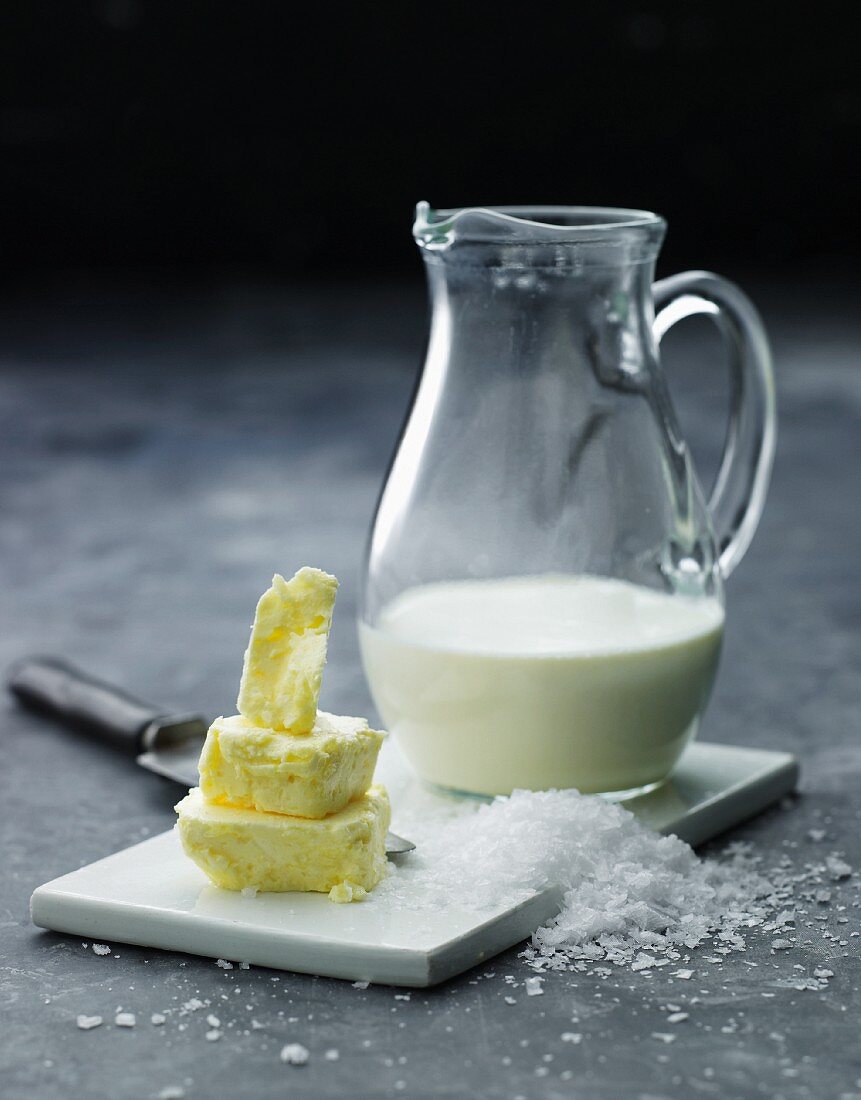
[{"xmin": 2, "ymin": 0, "xmax": 859, "ymax": 282}]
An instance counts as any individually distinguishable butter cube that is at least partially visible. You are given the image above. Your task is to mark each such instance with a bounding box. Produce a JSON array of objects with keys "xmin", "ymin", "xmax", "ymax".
[
  {"xmin": 237, "ymin": 568, "xmax": 338, "ymax": 733},
  {"xmin": 175, "ymin": 785, "xmax": 390, "ymax": 896},
  {"xmin": 198, "ymin": 712, "xmax": 385, "ymax": 819}
]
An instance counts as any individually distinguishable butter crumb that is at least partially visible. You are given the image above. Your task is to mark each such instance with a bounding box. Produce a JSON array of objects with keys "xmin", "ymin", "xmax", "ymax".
[{"xmin": 329, "ymin": 880, "xmax": 368, "ymax": 904}]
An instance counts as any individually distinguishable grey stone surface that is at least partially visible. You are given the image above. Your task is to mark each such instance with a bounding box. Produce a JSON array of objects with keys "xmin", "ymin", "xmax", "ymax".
[{"xmin": 1, "ymin": 277, "xmax": 859, "ymax": 1099}]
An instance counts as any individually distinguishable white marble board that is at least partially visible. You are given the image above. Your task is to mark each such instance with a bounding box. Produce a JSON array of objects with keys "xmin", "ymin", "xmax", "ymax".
[{"xmin": 31, "ymin": 741, "xmax": 798, "ymax": 987}]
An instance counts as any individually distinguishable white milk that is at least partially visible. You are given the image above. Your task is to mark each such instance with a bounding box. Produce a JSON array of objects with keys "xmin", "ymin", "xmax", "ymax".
[{"xmin": 359, "ymin": 575, "xmax": 724, "ymax": 796}]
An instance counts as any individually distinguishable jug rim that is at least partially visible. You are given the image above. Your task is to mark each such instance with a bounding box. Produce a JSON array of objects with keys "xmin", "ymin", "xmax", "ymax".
[{"xmin": 414, "ymin": 201, "xmax": 666, "ymax": 244}]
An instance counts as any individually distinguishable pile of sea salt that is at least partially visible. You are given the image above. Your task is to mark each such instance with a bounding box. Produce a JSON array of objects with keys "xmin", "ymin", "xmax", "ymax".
[{"xmin": 377, "ymin": 754, "xmax": 795, "ymax": 972}]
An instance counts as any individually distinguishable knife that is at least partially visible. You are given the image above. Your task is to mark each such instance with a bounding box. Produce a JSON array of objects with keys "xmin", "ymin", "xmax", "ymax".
[{"xmin": 7, "ymin": 656, "xmax": 415, "ymax": 856}]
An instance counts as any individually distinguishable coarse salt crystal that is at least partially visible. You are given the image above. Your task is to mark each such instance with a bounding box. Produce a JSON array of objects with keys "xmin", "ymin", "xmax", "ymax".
[
  {"xmin": 324, "ymin": 1049, "xmax": 340, "ymax": 1061},
  {"xmin": 157, "ymin": 1089, "xmax": 186, "ymax": 1100},
  {"xmin": 151, "ymin": 1013, "xmax": 166, "ymax": 1025},
  {"xmin": 206, "ymin": 1014, "xmax": 220, "ymax": 1028},
  {"xmin": 205, "ymin": 1029, "xmax": 221, "ymax": 1041},
  {"xmin": 525, "ymin": 977, "xmax": 544, "ymax": 996},
  {"xmin": 280, "ymin": 1043, "xmax": 310, "ymax": 1065},
  {"xmin": 115, "ymin": 1013, "xmax": 136, "ymax": 1028},
  {"xmin": 667, "ymin": 1012, "xmax": 689, "ymax": 1024},
  {"xmin": 826, "ymin": 857, "xmax": 852, "ymax": 880},
  {"xmin": 561, "ymin": 1032, "xmax": 582, "ymax": 1044},
  {"xmin": 216, "ymin": 959, "xmax": 233, "ymax": 969},
  {"xmin": 652, "ymin": 1033, "xmax": 676, "ymax": 1044},
  {"xmin": 352, "ymin": 980, "xmax": 370, "ymax": 989},
  {"xmin": 92, "ymin": 944, "xmax": 111, "ymax": 956},
  {"xmin": 76, "ymin": 1015, "xmax": 102, "ymax": 1030}
]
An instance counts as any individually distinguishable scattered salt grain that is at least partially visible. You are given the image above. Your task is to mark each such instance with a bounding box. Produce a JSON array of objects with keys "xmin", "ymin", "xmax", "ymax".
[
  {"xmin": 352, "ymin": 980, "xmax": 369, "ymax": 990},
  {"xmin": 205, "ymin": 1029, "xmax": 221, "ymax": 1041},
  {"xmin": 525, "ymin": 977, "xmax": 544, "ymax": 996},
  {"xmin": 151, "ymin": 1014, "xmax": 166, "ymax": 1025},
  {"xmin": 157, "ymin": 1089, "xmax": 186, "ymax": 1100},
  {"xmin": 114, "ymin": 1012, "xmax": 136, "ymax": 1028},
  {"xmin": 280, "ymin": 1043, "xmax": 310, "ymax": 1065},
  {"xmin": 216, "ymin": 959, "xmax": 233, "ymax": 969},
  {"xmin": 504, "ymin": 996, "xmax": 517, "ymax": 1006},
  {"xmin": 206, "ymin": 1015, "xmax": 220, "ymax": 1028},
  {"xmin": 667, "ymin": 1012, "xmax": 689, "ymax": 1024},
  {"xmin": 814, "ymin": 968, "xmax": 834, "ymax": 979},
  {"xmin": 826, "ymin": 857, "xmax": 852, "ymax": 880},
  {"xmin": 92, "ymin": 944, "xmax": 111, "ymax": 956},
  {"xmin": 76, "ymin": 1015, "xmax": 102, "ymax": 1030},
  {"xmin": 672, "ymin": 970, "xmax": 694, "ymax": 980},
  {"xmin": 324, "ymin": 1049, "xmax": 340, "ymax": 1061},
  {"xmin": 652, "ymin": 1033, "xmax": 677, "ymax": 1044},
  {"xmin": 561, "ymin": 1032, "xmax": 582, "ymax": 1044},
  {"xmin": 240, "ymin": 886, "xmax": 259, "ymax": 898}
]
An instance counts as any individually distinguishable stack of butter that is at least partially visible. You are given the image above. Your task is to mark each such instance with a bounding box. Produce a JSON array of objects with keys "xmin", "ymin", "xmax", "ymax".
[{"xmin": 175, "ymin": 568, "xmax": 389, "ymax": 903}]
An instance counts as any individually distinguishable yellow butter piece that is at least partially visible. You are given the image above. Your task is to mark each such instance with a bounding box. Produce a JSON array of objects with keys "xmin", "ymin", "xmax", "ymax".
[
  {"xmin": 175, "ymin": 785, "xmax": 391, "ymax": 895},
  {"xmin": 237, "ymin": 568, "xmax": 338, "ymax": 733},
  {"xmin": 199, "ymin": 712, "xmax": 385, "ymax": 819}
]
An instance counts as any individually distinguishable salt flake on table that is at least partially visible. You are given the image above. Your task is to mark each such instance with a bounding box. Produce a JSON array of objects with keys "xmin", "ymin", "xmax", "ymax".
[
  {"xmin": 280, "ymin": 1043, "xmax": 310, "ymax": 1065},
  {"xmin": 826, "ymin": 857, "xmax": 851, "ymax": 880}
]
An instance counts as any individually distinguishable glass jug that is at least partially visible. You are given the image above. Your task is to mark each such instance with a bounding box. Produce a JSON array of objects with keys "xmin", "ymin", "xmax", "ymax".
[{"xmin": 359, "ymin": 203, "xmax": 775, "ymax": 799}]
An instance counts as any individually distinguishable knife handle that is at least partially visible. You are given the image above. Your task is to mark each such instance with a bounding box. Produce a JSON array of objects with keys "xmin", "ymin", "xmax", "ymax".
[{"xmin": 7, "ymin": 656, "xmax": 166, "ymax": 752}]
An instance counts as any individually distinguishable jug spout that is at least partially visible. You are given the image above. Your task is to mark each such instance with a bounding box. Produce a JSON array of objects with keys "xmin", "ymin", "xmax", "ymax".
[{"xmin": 413, "ymin": 201, "xmax": 666, "ymax": 264}]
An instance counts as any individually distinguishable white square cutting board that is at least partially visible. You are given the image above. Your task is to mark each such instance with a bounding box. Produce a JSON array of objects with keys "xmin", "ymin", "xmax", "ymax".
[{"xmin": 31, "ymin": 742, "xmax": 797, "ymax": 988}]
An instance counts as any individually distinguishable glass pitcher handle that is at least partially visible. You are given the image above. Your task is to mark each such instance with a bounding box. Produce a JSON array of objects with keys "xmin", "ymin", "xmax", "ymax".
[{"xmin": 652, "ymin": 271, "xmax": 777, "ymax": 578}]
